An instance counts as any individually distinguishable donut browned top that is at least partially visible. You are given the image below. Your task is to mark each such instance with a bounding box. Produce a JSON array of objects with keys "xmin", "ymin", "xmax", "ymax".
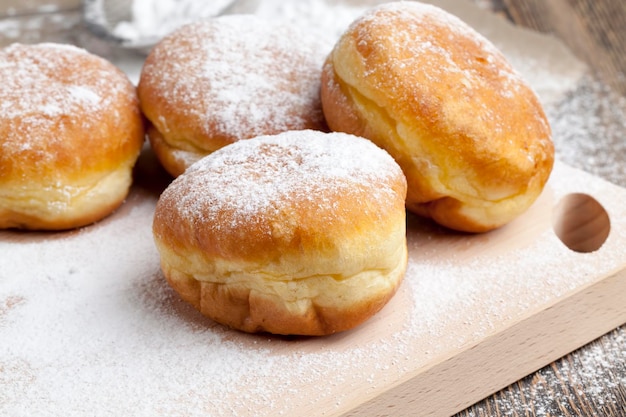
[
  {"xmin": 138, "ymin": 15, "xmax": 329, "ymax": 155},
  {"xmin": 321, "ymin": 2, "xmax": 554, "ymax": 232},
  {"xmin": 153, "ymin": 130, "xmax": 407, "ymax": 265},
  {"xmin": 0, "ymin": 43, "xmax": 142, "ymax": 184}
]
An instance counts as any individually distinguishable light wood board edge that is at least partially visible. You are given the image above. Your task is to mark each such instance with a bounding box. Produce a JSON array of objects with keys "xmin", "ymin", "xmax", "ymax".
[{"xmin": 341, "ymin": 266, "xmax": 626, "ymax": 417}]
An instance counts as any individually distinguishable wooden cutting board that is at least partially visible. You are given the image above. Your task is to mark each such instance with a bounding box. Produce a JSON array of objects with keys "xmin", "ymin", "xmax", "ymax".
[{"xmin": 1, "ymin": 150, "xmax": 626, "ymax": 416}]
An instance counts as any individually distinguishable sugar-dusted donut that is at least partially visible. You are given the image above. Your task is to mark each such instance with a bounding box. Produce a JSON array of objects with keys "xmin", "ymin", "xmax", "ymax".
[
  {"xmin": 138, "ymin": 15, "xmax": 329, "ymax": 177},
  {"xmin": 152, "ymin": 130, "xmax": 407, "ymax": 335},
  {"xmin": 0, "ymin": 43, "xmax": 145, "ymax": 230},
  {"xmin": 321, "ymin": 2, "xmax": 554, "ymax": 232}
]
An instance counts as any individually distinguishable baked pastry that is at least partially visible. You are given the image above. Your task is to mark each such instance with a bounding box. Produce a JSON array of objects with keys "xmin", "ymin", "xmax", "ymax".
[
  {"xmin": 321, "ymin": 2, "xmax": 554, "ymax": 232},
  {"xmin": 0, "ymin": 43, "xmax": 145, "ymax": 231},
  {"xmin": 152, "ymin": 130, "xmax": 407, "ymax": 335},
  {"xmin": 138, "ymin": 15, "xmax": 329, "ymax": 177}
]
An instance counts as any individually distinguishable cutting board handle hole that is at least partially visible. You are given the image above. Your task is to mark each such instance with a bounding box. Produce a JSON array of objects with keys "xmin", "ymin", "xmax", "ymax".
[{"xmin": 552, "ymin": 193, "xmax": 610, "ymax": 253}]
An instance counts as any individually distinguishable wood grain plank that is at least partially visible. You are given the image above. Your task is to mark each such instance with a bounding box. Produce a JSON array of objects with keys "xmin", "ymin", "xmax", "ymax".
[{"xmin": 348, "ymin": 262, "xmax": 626, "ymax": 417}]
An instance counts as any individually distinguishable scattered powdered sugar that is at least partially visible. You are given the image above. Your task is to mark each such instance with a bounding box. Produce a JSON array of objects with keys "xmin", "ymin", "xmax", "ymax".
[
  {"xmin": 404, "ymin": 210, "xmax": 625, "ymax": 340},
  {"xmin": 547, "ymin": 74, "xmax": 626, "ymax": 188},
  {"xmin": 2, "ymin": 161, "xmax": 625, "ymax": 416}
]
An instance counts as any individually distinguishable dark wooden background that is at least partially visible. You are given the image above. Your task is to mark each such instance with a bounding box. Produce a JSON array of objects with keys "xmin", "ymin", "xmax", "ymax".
[{"xmin": 460, "ymin": 1, "xmax": 626, "ymax": 416}]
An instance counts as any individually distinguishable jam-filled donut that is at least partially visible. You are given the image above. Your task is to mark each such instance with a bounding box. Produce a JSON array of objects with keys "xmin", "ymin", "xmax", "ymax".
[
  {"xmin": 0, "ymin": 43, "xmax": 144, "ymax": 230},
  {"xmin": 321, "ymin": 2, "xmax": 554, "ymax": 232},
  {"xmin": 138, "ymin": 14, "xmax": 329, "ymax": 177},
  {"xmin": 152, "ymin": 130, "xmax": 407, "ymax": 335}
]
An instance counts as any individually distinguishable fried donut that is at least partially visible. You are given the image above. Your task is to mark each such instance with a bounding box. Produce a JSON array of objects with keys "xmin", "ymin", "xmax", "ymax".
[
  {"xmin": 152, "ymin": 130, "xmax": 407, "ymax": 336},
  {"xmin": 138, "ymin": 15, "xmax": 329, "ymax": 178},
  {"xmin": 321, "ymin": 2, "xmax": 554, "ymax": 232},
  {"xmin": 0, "ymin": 43, "xmax": 144, "ymax": 231}
]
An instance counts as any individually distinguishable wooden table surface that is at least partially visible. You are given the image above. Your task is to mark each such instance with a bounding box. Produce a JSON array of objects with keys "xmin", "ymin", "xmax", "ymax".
[
  {"xmin": 462, "ymin": 1, "xmax": 626, "ymax": 416},
  {"xmin": 1, "ymin": 1, "xmax": 625, "ymax": 416}
]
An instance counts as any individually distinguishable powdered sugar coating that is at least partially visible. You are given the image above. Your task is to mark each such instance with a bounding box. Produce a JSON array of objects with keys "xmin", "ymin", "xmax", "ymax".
[
  {"xmin": 334, "ymin": 1, "xmax": 551, "ymax": 155},
  {"xmin": 159, "ymin": 130, "xmax": 404, "ymax": 239},
  {"xmin": 351, "ymin": 2, "xmax": 527, "ymax": 96},
  {"xmin": 0, "ymin": 42, "xmax": 137, "ymax": 163},
  {"xmin": 139, "ymin": 14, "xmax": 329, "ymax": 145}
]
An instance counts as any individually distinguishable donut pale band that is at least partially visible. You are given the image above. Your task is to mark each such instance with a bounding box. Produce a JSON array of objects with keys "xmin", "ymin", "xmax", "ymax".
[
  {"xmin": 152, "ymin": 130, "xmax": 408, "ymax": 335},
  {"xmin": 0, "ymin": 43, "xmax": 145, "ymax": 230},
  {"xmin": 321, "ymin": 2, "xmax": 555, "ymax": 232}
]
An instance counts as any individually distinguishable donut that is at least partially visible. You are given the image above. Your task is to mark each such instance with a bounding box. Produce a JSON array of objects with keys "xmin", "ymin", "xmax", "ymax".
[
  {"xmin": 138, "ymin": 15, "xmax": 329, "ymax": 178},
  {"xmin": 152, "ymin": 130, "xmax": 408, "ymax": 336},
  {"xmin": 0, "ymin": 43, "xmax": 145, "ymax": 231},
  {"xmin": 321, "ymin": 2, "xmax": 554, "ymax": 232}
]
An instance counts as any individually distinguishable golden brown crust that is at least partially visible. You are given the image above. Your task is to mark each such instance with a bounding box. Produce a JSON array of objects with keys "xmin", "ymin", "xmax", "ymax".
[
  {"xmin": 153, "ymin": 130, "xmax": 408, "ymax": 335},
  {"xmin": 138, "ymin": 15, "xmax": 329, "ymax": 177},
  {"xmin": 0, "ymin": 43, "xmax": 145, "ymax": 230},
  {"xmin": 321, "ymin": 2, "xmax": 554, "ymax": 232}
]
